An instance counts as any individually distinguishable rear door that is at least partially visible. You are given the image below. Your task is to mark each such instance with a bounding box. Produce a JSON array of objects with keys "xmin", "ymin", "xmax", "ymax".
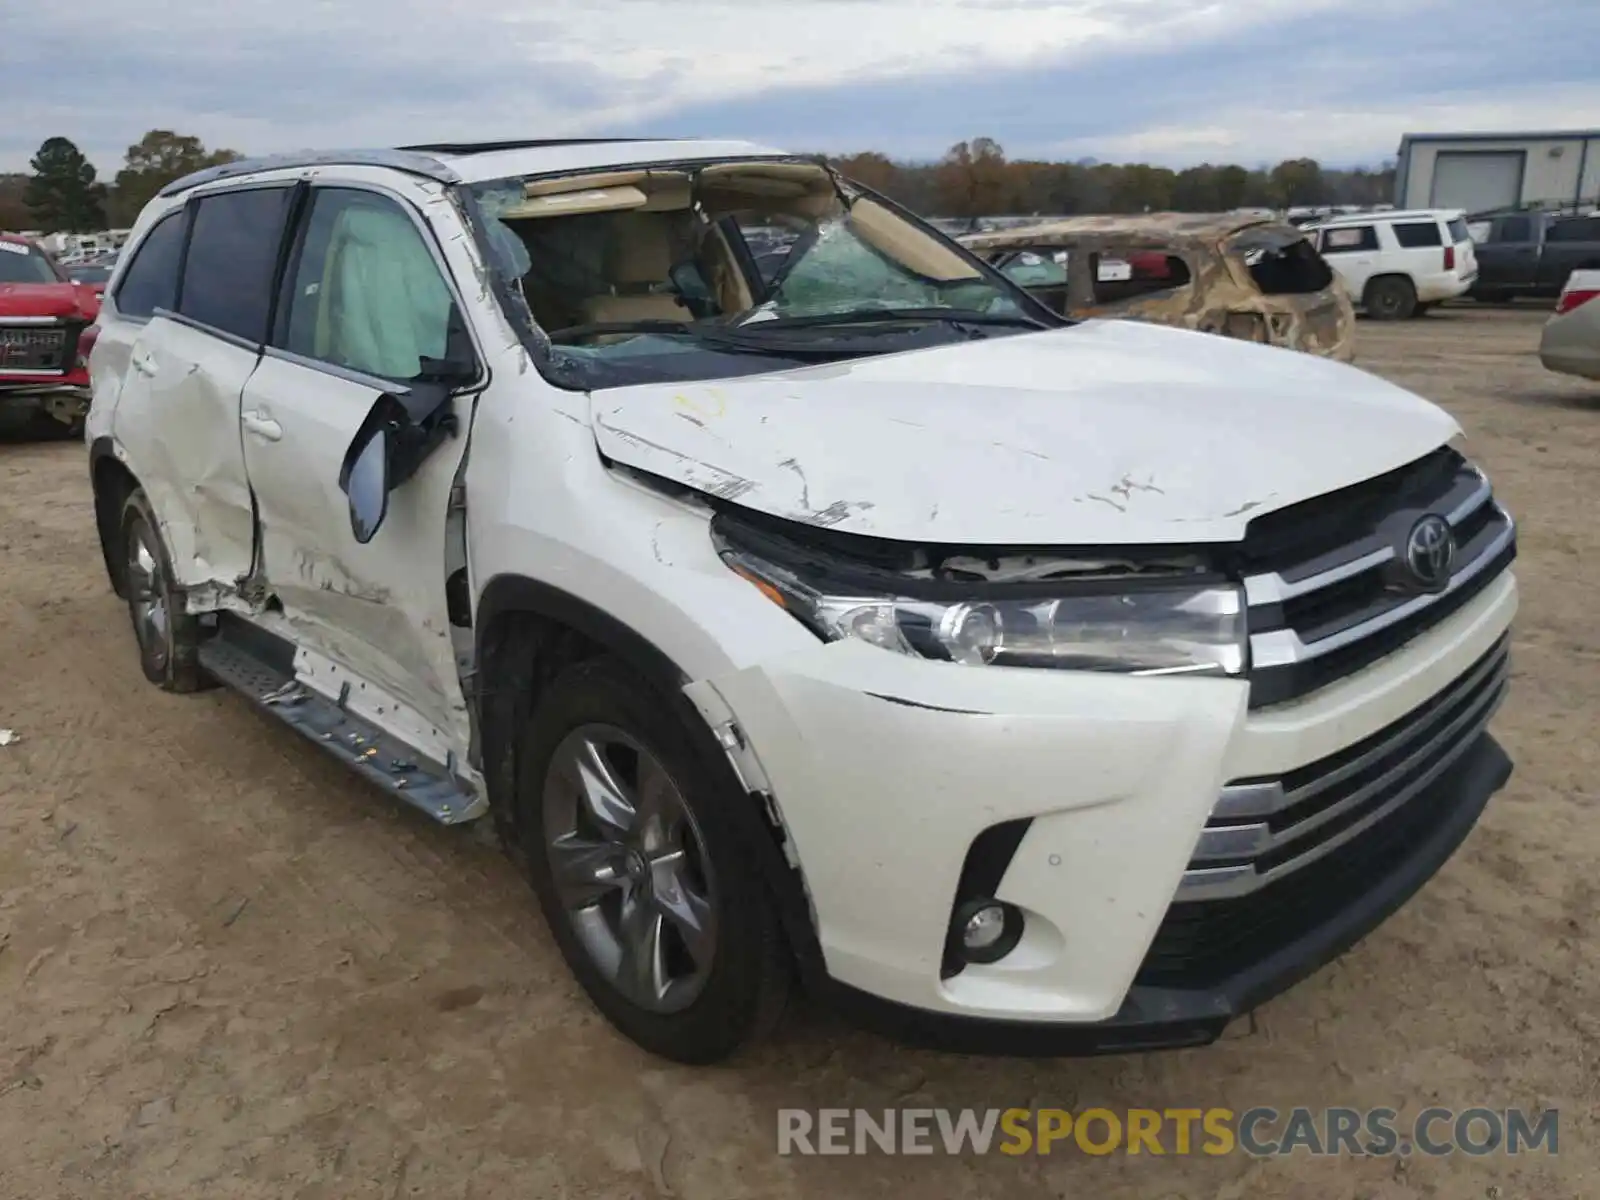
[
  {"xmin": 111, "ymin": 185, "xmax": 295, "ymax": 593},
  {"xmin": 1539, "ymin": 216, "xmax": 1600, "ymax": 293},
  {"xmin": 239, "ymin": 183, "xmax": 482, "ymax": 756}
]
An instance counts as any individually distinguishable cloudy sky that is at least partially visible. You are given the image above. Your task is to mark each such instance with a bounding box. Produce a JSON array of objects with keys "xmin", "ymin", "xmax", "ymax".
[{"xmin": 7, "ymin": 0, "xmax": 1599, "ymax": 175}]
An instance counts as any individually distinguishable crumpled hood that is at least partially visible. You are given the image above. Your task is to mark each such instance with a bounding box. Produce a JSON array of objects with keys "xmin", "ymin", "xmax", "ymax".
[
  {"xmin": 0, "ymin": 282, "xmax": 98, "ymax": 322},
  {"xmin": 589, "ymin": 319, "xmax": 1460, "ymax": 546}
]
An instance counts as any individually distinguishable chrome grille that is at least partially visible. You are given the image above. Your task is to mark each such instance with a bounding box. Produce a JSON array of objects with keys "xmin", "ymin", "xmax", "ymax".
[
  {"xmin": 1177, "ymin": 635, "xmax": 1509, "ymax": 901},
  {"xmin": 0, "ymin": 324, "xmax": 70, "ymax": 372},
  {"xmin": 1241, "ymin": 448, "xmax": 1515, "ymax": 708}
]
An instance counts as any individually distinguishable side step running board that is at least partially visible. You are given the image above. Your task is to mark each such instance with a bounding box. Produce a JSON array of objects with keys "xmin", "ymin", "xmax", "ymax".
[{"xmin": 198, "ymin": 615, "xmax": 480, "ymax": 825}]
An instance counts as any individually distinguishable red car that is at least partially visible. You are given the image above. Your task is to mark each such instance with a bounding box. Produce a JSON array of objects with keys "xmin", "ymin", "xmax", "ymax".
[{"xmin": 0, "ymin": 233, "xmax": 101, "ymax": 436}]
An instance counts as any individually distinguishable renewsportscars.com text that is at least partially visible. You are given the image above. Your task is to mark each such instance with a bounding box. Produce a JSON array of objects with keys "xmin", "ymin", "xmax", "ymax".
[{"xmin": 776, "ymin": 1106, "xmax": 1560, "ymax": 1157}]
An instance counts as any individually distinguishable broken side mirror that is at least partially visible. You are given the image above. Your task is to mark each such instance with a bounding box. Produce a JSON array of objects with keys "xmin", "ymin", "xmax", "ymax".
[{"xmin": 340, "ymin": 407, "xmax": 395, "ymax": 544}]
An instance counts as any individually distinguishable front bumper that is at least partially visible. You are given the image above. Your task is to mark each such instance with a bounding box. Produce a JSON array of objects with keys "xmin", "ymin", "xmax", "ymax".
[
  {"xmin": 687, "ymin": 566, "xmax": 1517, "ymax": 1043},
  {"xmin": 826, "ymin": 731, "xmax": 1511, "ymax": 1054}
]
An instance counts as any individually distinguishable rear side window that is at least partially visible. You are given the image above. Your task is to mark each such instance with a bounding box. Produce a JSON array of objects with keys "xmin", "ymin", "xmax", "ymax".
[
  {"xmin": 1547, "ymin": 217, "xmax": 1600, "ymax": 243},
  {"xmin": 1392, "ymin": 222, "xmax": 1444, "ymax": 248},
  {"xmin": 1320, "ymin": 226, "xmax": 1378, "ymax": 253},
  {"xmin": 1447, "ymin": 217, "xmax": 1470, "ymax": 243},
  {"xmin": 112, "ymin": 212, "xmax": 186, "ymax": 319},
  {"xmin": 179, "ymin": 187, "xmax": 293, "ymax": 341}
]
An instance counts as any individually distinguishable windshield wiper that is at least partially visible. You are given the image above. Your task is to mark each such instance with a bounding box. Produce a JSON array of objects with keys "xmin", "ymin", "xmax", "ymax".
[
  {"xmin": 545, "ymin": 319, "xmax": 701, "ymax": 344},
  {"xmin": 739, "ymin": 307, "xmax": 1046, "ymax": 332}
]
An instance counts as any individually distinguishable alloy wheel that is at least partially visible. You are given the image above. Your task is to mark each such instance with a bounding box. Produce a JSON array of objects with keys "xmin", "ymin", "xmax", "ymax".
[{"xmin": 541, "ymin": 723, "xmax": 718, "ymax": 1013}]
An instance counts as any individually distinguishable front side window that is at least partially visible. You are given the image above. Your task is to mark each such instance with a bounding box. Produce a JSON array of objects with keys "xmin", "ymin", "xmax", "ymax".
[
  {"xmin": 179, "ymin": 187, "xmax": 293, "ymax": 341},
  {"xmin": 1320, "ymin": 225, "xmax": 1378, "ymax": 253},
  {"xmin": 0, "ymin": 241, "xmax": 64, "ymax": 285},
  {"xmin": 1392, "ymin": 221, "xmax": 1444, "ymax": 248},
  {"xmin": 112, "ymin": 211, "xmax": 186, "ymax": 318},
  {"xmin": 467, "ymin": 159, "xmax": 1046, "ymax": 390},
  {"xmin": 277, "ymin": 188, "xmax": 459, "ymax": 382}
]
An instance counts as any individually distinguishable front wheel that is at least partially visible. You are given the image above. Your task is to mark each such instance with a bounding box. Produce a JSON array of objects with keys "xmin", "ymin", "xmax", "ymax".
[
  {"xmin": 1364, "ymin": 276, "xmax": 1417, "ymax": 320},
  {"xmin": 515, "ymin": 657, "xmax": 789, "ymax": 1063}
]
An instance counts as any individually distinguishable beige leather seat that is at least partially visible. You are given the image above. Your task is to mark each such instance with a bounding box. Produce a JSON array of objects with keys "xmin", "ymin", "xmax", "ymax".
[{"xmin": 581, "ymin": 214, "xmax": 690, "ymax": 325}]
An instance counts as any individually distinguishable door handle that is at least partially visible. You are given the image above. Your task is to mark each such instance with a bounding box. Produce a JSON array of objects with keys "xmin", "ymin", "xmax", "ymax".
[
  {"xmin": 130, "ymin": 348, "xmax": 158, "ymax": 377},
  {"xmin": 242, "ymin": 410, "xmax": 283, "ymax": 442}
]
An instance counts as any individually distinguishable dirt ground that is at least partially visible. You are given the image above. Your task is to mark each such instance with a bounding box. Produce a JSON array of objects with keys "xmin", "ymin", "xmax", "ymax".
[{"xmin": 1, "ymin": 307, "xmax": 1596, "ymax": 1200}]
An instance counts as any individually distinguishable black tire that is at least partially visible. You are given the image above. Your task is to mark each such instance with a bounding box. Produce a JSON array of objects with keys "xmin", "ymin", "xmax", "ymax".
[
  {"xmin": 515, "ymin": 656, "xmax": 789, "ymax": 1063},
  {"xmin": 1411, "ymin": 303, "xmax": 1435, "ymax": 318},
  {"xmin": 1364, "ymin": 276, "xmax": 1417, "ymax": 321},
  {"xmin": 119, "ymin": 489, "xmax": 211, "ymax": 692}
]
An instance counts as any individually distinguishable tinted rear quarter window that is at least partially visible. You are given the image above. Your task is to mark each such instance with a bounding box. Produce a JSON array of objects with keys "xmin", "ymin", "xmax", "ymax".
[
  {"xmin": 113, "ymin": 212, "xmax": 187, "ymax": 318},
  {"xmin": 1392, "ymin": 221, "xmax": 1444, "ymax": 248},
  {"xmin": 179, "ymin": 187, "xmax": 293, "ymax": 341},
  {"xmin": 1447, "ymin": 217, "xmax": 1470, "ymax": 243},
  {"xmin": 1547, "ymin": 216, "xmax": 1600, "ymax": 243}
]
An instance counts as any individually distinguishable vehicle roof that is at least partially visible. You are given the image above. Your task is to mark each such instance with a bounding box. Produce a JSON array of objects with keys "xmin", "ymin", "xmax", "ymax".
[
  {"xmin": 1315, "ymin": 208, "xmax": 1465, "ymax": 226},
  {"xmin": 957, "ymin": 210, "xmax": 1289, "ymax": 249},
  {"xmin": 159, "ymin": 138, "xmax": 792, "ymax": 197}
]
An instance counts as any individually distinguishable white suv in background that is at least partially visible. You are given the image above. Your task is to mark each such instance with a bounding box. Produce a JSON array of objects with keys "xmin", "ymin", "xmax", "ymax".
[
  {"xmin": 1312, "ymin": 209, "xmax": 1478, "ymax": 320},
  {"xmin": 86, "ymin": 139, "xmax": 1517, "ymax": 1063}
]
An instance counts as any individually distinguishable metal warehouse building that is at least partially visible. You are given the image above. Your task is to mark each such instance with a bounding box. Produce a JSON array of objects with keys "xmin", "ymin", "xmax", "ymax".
[{"xmin": 1394, "ymin": 130, "xmax": 1600, "ymax": 214}]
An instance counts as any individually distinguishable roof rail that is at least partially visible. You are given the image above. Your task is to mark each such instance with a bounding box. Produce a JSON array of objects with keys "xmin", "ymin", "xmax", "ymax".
[
  {"xmin": 158, "ymin": 148, "xmax": 461, "ymax": 198},
  {"xmin": 395, "ymin": 138, "xmax": 670, "ymax": 156}
]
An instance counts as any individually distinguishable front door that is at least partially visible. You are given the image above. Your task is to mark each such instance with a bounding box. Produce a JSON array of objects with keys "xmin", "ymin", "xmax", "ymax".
[{"xmin": 239, "ymin": 184, "xmax": 479, "ymax": 757}]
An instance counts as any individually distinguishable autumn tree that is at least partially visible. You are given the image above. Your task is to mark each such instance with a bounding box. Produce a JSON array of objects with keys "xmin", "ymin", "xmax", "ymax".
[
  {"xmin": 112, "ymin": 130, "xmax": 242, "ymax": 223},
  {"xmin": 24, "ymin": 137, "xmax": 107, "ymax": 232},
  {"xmin": 1269, "ymin": 158, "xmax": 1328, "ymax": 207},
  {"xmin": 934, "ymin": 138, "xmax": 1012, "ymax": 217}
]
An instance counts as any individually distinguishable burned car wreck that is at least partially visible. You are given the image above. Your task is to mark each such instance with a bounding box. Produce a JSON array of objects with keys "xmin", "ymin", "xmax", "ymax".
[{"xmin": 960, "ymin": 212, "xmax": 1356, "ymax": 361}]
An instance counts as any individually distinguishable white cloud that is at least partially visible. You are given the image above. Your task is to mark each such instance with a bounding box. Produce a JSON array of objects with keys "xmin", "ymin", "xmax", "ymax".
[
  {"xmin": 1046, "ymin": 82, "xmax": 1600, "ymax": 166},
  {"xmin": 5, "ymin": 0, "xmax": 1366, "ymax": 168}
]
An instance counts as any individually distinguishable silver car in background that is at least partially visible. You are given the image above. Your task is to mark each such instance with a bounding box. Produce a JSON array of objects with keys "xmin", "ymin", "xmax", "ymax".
[{"xmin": 1539, "ymin": 269, "xmax": 1600, "ymax": 381}]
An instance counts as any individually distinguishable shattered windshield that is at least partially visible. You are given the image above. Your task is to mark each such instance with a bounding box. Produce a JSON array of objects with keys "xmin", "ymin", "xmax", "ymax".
[
  {"xmin": 0, "ymin": 242, "xmax": 64, "ymax": 285},
  {"xmin": 465, "ymin": 159, "xmax": 1047, "ymax": 389}
]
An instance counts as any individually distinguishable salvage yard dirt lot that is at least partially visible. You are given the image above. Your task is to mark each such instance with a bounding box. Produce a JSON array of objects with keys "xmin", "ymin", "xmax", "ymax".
[{"xmin": 1, "ymin": 307, "xmax": 1596, "ymax": 1199}]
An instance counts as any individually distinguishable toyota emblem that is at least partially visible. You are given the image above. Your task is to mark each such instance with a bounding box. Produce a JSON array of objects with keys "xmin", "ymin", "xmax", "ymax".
[{"xmin": 1404, "ymin": 514, "xmax": 1456, "ymax": 592}]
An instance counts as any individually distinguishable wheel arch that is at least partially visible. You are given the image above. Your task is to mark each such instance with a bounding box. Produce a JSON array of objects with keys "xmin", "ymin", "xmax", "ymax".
[
  {"xmin": 1362, "ymin": 271, "xmax": 1416, "ymax": 300},
  {"xmin": 472, "ymin": 573, "xmax": 826, "ymax": 986},
  {"xmin": 89, "ymin": 435, "xmax": 141, "ymax": 598}
]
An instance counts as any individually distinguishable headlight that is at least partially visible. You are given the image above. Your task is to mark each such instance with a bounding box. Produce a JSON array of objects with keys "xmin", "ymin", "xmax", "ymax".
[{"xmin": 718, "ymin": 535, "xmax": 1246, "ymax": 677}]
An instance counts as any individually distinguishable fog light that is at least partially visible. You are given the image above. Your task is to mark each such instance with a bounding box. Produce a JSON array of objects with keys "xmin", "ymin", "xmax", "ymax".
[{"xmin": 953, "ymin": 898, "xmax": 1023, "ymax": 965}]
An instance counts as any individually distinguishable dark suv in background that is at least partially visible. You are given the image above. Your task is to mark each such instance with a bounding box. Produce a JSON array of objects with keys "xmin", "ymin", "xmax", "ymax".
[{"xmin": 1468, "ymin": 209, "xmax": 1600, "ymax": 303}]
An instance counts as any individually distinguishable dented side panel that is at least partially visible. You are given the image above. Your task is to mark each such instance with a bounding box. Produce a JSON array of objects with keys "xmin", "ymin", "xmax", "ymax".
[
  {"xmin": 239, "ymin": 353, "xmax": 474, "ymax": 753},
  {"xmin": 110, "ymin": 316, "xmax": 259, "ymax": 591}
]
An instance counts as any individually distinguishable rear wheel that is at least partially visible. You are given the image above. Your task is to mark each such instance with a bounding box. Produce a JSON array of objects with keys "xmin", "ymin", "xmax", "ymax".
[
  {"xmin": 515, "ymin": 656, "xmax": 789, "ymax": 1063},
  {"xmin": 120, "ymin": 489, "xmax": 210, "ymax": 692},
  {"xmin": 1364, "ymin": 276, "xmax": 1417, "ymax": 321}
]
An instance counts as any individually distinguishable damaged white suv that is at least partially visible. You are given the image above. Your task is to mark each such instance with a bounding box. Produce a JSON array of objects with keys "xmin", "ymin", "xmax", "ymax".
[{"xmin": 86, "ymin": 139, "xmax": 1518, "ymax": 1063}]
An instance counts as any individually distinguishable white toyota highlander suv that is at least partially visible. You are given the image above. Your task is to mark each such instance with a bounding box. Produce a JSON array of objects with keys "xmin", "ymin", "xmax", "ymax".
[{"xmin": 84, "ymin": 139, "xmax": 1518, "ymax": 1063}]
